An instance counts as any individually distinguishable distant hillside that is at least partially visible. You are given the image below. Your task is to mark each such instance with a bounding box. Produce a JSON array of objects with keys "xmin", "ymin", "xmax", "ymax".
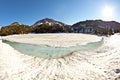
[
  {"xmin": 0, "ymin": 22, "xmax": 33, "ymax": 36},
  {"xmin": 1, "ymin": 18, "xmax": 120, "ymax": 36},
  {"xmin": 72, "ymin": 20, "xmax": 120, "ymax": 35},
  {"xmin": 32, "ymin": 18, "xmax": 72, "ymax": 33}
]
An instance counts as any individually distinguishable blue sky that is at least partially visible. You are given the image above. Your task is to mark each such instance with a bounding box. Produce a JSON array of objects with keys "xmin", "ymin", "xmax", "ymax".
[{"xmin": 0, "ymin": 0, "xmax": 120, "ymax": 26}]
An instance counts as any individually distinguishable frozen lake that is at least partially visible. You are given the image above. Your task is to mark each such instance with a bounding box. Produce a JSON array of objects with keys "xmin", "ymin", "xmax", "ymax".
[{"xmin": 2, "ymin": 39, "xmax": 103, "ymax": 58}]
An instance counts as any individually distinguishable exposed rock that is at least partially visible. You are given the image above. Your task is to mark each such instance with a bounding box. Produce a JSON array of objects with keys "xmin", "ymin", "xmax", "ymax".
[{"xmin": 115, "ymin": 69, "xmax": 120, "ymax": 74}]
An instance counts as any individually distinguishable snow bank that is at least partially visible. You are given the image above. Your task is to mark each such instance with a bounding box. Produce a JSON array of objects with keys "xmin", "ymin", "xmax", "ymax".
[{"xmin": 0, "ymin": 34, "xmax": 120, "ymax": 80}]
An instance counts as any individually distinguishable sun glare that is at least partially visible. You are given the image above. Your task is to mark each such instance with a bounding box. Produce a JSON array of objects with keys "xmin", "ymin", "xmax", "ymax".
[{"xmin": 102, "ymin": 5, "xmax": 115, "ymax": 20}]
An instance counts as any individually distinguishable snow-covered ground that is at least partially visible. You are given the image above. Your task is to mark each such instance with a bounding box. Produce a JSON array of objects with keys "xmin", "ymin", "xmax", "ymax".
[
  {"xmin": 0, "ymin": 33, "xmax": 120, "ymax": 80},
  {"xmin": 1, "ymin": 33, "xmax": 101, "ymax": 47}
]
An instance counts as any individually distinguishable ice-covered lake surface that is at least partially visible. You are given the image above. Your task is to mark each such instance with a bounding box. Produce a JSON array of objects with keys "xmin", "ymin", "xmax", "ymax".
[
  {"xmin": 2, "ymin": 39, "xmax": 103, "ymax": 58},
  {"xmin": 1, "ymin": 34, "xmax": 120, "ymax": 80}
]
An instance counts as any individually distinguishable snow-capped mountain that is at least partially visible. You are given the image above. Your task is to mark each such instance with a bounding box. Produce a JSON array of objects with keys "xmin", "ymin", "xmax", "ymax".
[
  {"xmin": 32, "ymin": 18, "xmax": 72, "ymax": 33},
  {"xmin": 32, "ymin": 18, "xmax": 66, "ymax": 27}
]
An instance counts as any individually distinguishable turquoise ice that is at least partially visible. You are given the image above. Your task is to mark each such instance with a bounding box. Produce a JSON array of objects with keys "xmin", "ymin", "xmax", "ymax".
[{"xmin": 2, "ymin": 39, "xmax": 103, "ymax": 58}]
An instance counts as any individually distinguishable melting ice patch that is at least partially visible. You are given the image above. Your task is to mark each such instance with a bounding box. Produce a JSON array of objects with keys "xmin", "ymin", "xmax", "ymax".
[{"xmin": 2, "ymin": 39, "xmax": 103, "ymax": 58}]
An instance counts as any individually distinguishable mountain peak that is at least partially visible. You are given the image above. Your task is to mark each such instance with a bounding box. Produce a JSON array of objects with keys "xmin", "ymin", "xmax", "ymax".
[
  {"xmin": 42, "ymin": 18, "xmax": 56, "ymax": 20},
  {"xmin": 10, "ymin": 22, "xmax": 21, "ymax": 26},
  {"xmin": 33, "ymin": 18, "xmax": 66, "ymax": 27}
]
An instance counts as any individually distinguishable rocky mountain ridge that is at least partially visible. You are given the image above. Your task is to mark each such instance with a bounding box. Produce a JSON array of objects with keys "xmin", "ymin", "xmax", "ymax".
[
  {"xmin": 72, "ymin": 20, "xmax": 120, "ymax": 35},
  {"xmin": 0, "ymin": 18, "xmax": 120, "ymax": 36}
]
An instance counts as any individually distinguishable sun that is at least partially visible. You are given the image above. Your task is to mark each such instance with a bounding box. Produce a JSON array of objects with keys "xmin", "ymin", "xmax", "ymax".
[{"xmin": 102, "ymin": 5, "xmax": 115, "ymax": 20}]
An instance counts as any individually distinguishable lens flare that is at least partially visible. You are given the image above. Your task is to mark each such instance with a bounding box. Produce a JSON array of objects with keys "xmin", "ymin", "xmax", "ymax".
[{"xmin": 102, "ymin": 5, "xmax": 115, "ymax": 20}]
